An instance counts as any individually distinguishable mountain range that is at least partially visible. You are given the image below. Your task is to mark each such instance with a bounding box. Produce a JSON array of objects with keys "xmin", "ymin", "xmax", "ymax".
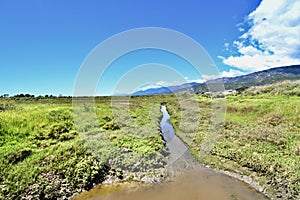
[
  {"xmin": 132, "ymin": 82, "xmax": 199, "ymax": 96},
  {"xmin": 132, "ymin": 65, "xmax": 300, "ymax": 95}
]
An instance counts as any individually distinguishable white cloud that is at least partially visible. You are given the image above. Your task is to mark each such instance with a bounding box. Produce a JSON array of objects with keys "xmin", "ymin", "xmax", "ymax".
[
  {"xmin": 202, "ymin": 69, "xmax": 245, "ymax": 80},
  {"xmin": 134, "ymin": 80, "xmax": 181, "ymax": 91},
  {"xmin": 186, "ymin": 78, "xmax": 205, "ymax": 83},
  {"xmin": 221, "ymin": 69, "xmax": 245, "ymax": 77},
  {"xmin": 222, "ymin": 54, "xmax": 300, "ymax": 72},
  {"xmin": 236, "ymin": 22, "xmax": 245, "ymax": 32},
  {"xmin": 221, "ymin": 0, "xmax": 300, "ymax": 72},
  {"xmin": 224, "ymin": 43, "xmax": 230, "ymax": 50},
  {"xmin": 238, "ymin": 27, "xmax": 245, "ymax": 32}
]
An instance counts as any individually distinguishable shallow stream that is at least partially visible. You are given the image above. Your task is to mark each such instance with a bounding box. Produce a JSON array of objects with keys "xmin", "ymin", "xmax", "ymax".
[{"xmin": 74, "ymin": 105, "xmax": 268, "ymax": 200}]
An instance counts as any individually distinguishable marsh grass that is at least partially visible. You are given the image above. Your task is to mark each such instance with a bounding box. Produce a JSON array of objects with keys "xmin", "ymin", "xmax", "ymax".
[
  {"xmin": 167, "ymin": 85, "xmax": 300, "ymax": 199},
  {"xmin": 1, "ymin": 87, "xmax": 299, "ymax": 199},
  {"xmin": 0, "ymin": 96, "xmax": 166, "ymax": 199}
]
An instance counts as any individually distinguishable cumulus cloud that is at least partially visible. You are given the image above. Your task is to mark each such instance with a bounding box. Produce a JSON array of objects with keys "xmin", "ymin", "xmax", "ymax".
[
  {"xmin": 221, "ymin": 69, "xmax": 245, "ymax": 77},
  {"xmin": 185, "ymin": 78, "xmax": 205, "ymax": 83},
  {"xmin": 134, "ymin": 80, "xmax": 182, "ymax": 91},
  {"xmin": 221, "ymin": 0, "xmax": 300, "ymax": 72},
  {"xmin": 202, "ymin": 69, "xmax": 245, "ymax": 80}
]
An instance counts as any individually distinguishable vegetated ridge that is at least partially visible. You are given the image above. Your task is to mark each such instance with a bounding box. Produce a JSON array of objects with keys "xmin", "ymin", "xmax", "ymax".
[{"xmin": 133, "ymin": 65, "xmax": 300, "ymax": 95}]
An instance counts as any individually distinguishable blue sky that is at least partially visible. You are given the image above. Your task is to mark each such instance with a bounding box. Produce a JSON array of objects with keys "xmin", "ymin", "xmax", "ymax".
[{"xmin": 1, "ymin": 0, "xmax": 299, "ymax": 96}]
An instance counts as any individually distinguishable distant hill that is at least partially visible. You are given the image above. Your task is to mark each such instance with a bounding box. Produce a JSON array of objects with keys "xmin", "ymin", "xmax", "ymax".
[
  {"xmin": 132, "ymin": 65, "xmax": 300, "ymax": 96},
  {"xmin": 132, "ymin": 82, "xmax": 198, "ymax": 96},
  {"xmin": 192, "ymin": 65, "xmax": 300, "ymax": 93}
]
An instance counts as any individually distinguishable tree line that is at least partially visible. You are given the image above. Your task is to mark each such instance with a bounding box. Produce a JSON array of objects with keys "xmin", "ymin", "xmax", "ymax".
[{"xmin": 0, "ymin": 94, "xmax": 68, "ymax": 98}]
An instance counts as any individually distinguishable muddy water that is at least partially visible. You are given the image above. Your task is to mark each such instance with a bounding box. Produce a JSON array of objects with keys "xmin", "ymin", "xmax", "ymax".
[
  {"xmin": 74, "ymin": 106, "xmax": 268, "ymax": 200},
  {"xmin": 74, "ymin": 168, "xmax": 267, "ymax": 200}
]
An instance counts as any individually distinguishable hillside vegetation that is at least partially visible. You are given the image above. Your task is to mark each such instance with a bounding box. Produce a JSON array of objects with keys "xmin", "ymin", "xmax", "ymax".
[
  {"xmin": 167, "ymin": 81, "xmax": 300, "ymax": 199},
  {"xmin": 193, "ymin": 65, "xmax": 300, "ymax": 93}
]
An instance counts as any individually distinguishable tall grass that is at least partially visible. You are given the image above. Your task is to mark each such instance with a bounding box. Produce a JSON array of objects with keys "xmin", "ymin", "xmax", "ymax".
[
  {"xmin": 167, "ymin": 85, "xmax": 300, "ymax": 199},
  {"xmin": 0, "ymin": 96, "xmax": 166, "ymax": 199}
]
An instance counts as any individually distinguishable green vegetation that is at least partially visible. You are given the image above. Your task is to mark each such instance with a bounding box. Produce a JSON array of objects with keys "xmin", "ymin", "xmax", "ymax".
[
  {"xmin": 0, "ymin": 97, "xmax": 166, "ymax": 199},
  {"xmin": 1, "ymin": 81, "xmax": 299, "ymax": 199},
  {"xmin": 167, "ymin": 82, "xmax": 300, "ymax": 199}
]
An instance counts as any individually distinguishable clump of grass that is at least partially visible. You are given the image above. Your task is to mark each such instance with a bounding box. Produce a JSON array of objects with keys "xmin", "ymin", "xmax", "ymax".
[
  {"xmin": 0, "ymin": 102, "xmax": 14, "ymax": 112},
  {"xmin": 295, "ymin": 143, "xmax": 300, "ymax": 156},
  {"xmin": 0, "ymin": 101, "xmax": 114, "ymax": 199},
  {"xmin": 4, "ymin": 148, "xmax": 32, "ymax": 164},
  {"xmin": 94, "ymin": 101, "xmax": 166, "ymax": 172},
  {"xmin": 259, "ymin": 113, "xmax": 284, "ymax": 126}
]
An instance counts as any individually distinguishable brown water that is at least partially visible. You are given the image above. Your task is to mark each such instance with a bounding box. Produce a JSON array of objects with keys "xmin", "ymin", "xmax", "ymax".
[
  {"xmin": 74, "ymin": 168, "xmax": 268, "ymax": 200},
  {"xmin": 73, "ymin": 106, "xmax": 269, "ymax": 200}
]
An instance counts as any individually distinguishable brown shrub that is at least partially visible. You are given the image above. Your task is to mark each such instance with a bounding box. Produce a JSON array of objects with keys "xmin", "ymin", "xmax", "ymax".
[
  {"xmin": 260, "ymin": 113, "xmax": 284, "ymax": 126},
  {"xmin": 226, "ymin": 106, "xmax": 237, "ymax": 112},
  {"xmin": 295, "ymin": 143, "xmax": 300, "ymax": 155}
]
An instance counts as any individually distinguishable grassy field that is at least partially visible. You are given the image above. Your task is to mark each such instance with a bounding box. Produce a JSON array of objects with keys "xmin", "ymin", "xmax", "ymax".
[
  {"xmin": 167, "ymin": 82, "xmax": 300, "ymax": 199},
  {"xmin": 0, "ymin": 97, "xmax": 166, "ymax": 199},
  {"xmin": 0, "ymin": 81, "xmax": 299, "ymax": 199}
]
